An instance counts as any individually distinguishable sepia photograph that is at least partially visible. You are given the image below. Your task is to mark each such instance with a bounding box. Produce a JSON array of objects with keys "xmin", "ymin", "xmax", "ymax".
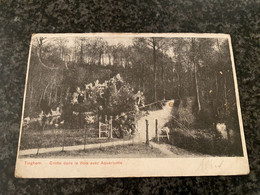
[{"xmin": 15, "ymin": 33, "xmax": 249, "ymax": 178}]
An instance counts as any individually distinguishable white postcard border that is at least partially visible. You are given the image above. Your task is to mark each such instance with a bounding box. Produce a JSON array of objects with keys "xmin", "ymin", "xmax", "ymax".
[{"xmin": 15, "ymin": 33, "xmax": 250, "ymax": 178}]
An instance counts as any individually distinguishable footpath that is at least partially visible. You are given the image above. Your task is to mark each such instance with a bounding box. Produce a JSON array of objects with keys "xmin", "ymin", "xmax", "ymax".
[{"xmin": 19, "ymin": 139, "xmax": 139, "ymax": 156}]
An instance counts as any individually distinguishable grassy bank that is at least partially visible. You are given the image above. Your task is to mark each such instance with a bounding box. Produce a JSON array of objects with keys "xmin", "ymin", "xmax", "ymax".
[
  {"xmin": 22, "ymin": 143, "xmax": 167, "ymax": 158},
  {"xmin": 20, "ymin": 128, "xmax": 132, "ymax": 150},
  {"xmin": 166, "ymin": 128, "xmax": 243, "ymax": 156}
]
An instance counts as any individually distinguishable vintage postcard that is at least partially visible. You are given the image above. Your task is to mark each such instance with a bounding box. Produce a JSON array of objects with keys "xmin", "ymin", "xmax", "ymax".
[{"xmin": 15, "ymin": 33, "xmax": 249, "ymax": 178}]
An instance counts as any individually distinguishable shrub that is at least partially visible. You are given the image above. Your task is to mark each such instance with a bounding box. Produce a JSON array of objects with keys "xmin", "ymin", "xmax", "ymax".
[{"xmin": 167, "ymin": 128, "xmax": 243, "ymax": 156}]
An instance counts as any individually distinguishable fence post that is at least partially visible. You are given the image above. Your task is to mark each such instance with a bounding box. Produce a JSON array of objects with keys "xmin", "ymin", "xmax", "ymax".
[
  {"xmin": 105, "ymin": 115, "xmax": 108, "ymax": 137},
  {"xmin": 155, "ymin": 119, "xmax": 159, "ymax": 143},
  {"xmin": 134, "ymin": 115, "xmax": 137, "ymax": 131},
  {"xmin": 109, "ymin": 116, "xmax": 113, "ymax": 139},
  {"xmin": 62, "ymin": 127, "xmax": 65, "ymax": 152},
  {"xmin": 84, "ymin": 124, "xmax": 87, "ymax": 150},
  {"xmin": 37, "ymin": 120, "xmax": 46, "ymax": 155},
  {"xmin": 146, "ymin": 119, "xmax": 149, "ymax": 145}
]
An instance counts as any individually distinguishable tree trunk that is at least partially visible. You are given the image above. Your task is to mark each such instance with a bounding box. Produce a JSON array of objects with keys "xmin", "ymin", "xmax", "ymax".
[
  {"xmin": 138, "ymin": 78, "xmax": 141, "ymax": 91},
  {"xmin": 80, "ymin": 41, "xmax": 83, "ymax": 64},
  {"xmin": 59, "ymin": 86, "xmax": 63, "ymax": 104},
  {"xmin": 224, "ymin": 73, "xmax": 228, "ymax": 113},
  {"xmin": 176, "ymin": 71, "xmax": 181, "ymax": 100},
  {"xmin": 194, "ymin": 62, "xmax": 201, "ymax": 112},
  {"xmin": 162, "ymin": 62, "xmax": 165, "ymax": 100},
  {"xmin": 224, "ymin": 73, "xmax": 230, "ymax": 142},
  {"xmin": 102, "ymin": 53, "xmax": 105, "ymax": 65},
  {"xmin": 49, "ymin": 83, "xmax": 53, "ymax": 105},
  {"xmin": 191, "ymin": 38, "xmax": 201, "ymax": 112},
  {"xmin": 54, "ymin": 86, "xmax": 58, "ymax": 103},
  {"xmin": 141, "ymin": 63, "xmax": 145, "ymax": 92},
  {"xmin": 108, "ymin": 54, "xmax": 111, "ymax": 65},
  {"xmin": 74, "ymin": 41, "xmax": 77, "ymax": 62},
  {"xmin": 215, "ymin": 70, "xmax": 219, "ymax": 108},
  {"xmin": 37, "ymin": 38, "xmax": 59, "ymax": 70},
  {"xmin": 194, "ymin": 59, "xmax": 201, "ymax": 112},
  {"xmin": 131, "ymin": 67, "xmax": 135, "ymax": 86},
  {"xmin": 43, "ymin": 83, "xmax": 50, "ymax": 100},
  {"xmin": 215, "ymin": 71, "xmax": 218, "ymax": 97},
  {"xmin": 60, "ymin": 44, "xmax": 63, "ymax": 61},
  {"xmin": 99, "ymin": 52, "xmax": 102, "ymax": 65},
  {"xmin": 152, "ymin": 38, "xmax": 157, "ymax": 101},
  {"xmin": 176, "ymin": 60, "xmax": 182, "ymax": 100},
  {"xmin": 189, "ymin": 66, "xmax": 193, "ymax": 96},
  {"xmin": 65, "ymin": 87, "xmax": 70, "ymax": 101},
  {"xmin": 29, "ymin": 81, "xmax": 33, "ymax": 113}
]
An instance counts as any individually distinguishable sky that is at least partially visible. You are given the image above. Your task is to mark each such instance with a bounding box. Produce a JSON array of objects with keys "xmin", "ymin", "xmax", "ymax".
[
  {"xmin": 36, "ymin": 37, "xmax": 135, "ymax": 48},
  {"xmin": 102, "ymin": 37, "xmax": 134, "ymax": 46},
  {"xmin": 33, "ymin": 36, "xmax": 227, "ymax": 60}
]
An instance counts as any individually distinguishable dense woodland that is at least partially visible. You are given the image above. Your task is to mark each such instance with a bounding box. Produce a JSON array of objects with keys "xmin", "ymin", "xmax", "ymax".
[{"xmin": 25, "ymin": 36, "xmax": 239, "ymax": 131}]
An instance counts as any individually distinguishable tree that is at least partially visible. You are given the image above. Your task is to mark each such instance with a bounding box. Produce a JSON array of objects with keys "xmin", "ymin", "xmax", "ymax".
[
  {"xmin": 36, "ymin": 38, "xmax": 60, "ymax": 70},
  {"xmin": 171, "ymin": 38, "xmax": 188, "ymax": 100},
  {"xmin": 133, "ymin": 37, "xmax": 167, "ymax": 101},
  {"xmin": 190, "ymin": 38, "xmax": 201, "ymax": 112}
]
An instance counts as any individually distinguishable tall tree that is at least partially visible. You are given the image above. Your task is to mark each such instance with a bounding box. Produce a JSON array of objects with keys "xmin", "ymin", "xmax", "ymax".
[
  {"xmin": 190, "ymin": 38, "xmax": 201, "ymax": 112},
  {"xmin": 134, "ymin": 37, "xmax": 166, "ymax": 101},
  {"xmin": 171, "ymin": 38, "xmax": 188, "ymax": 100}
]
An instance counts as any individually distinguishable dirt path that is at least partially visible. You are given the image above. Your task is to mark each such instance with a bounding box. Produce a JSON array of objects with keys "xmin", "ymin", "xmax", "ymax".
[
  {"xmin": 19, "ymin": 138, "xmax": 139, "ymax": 156},
  {"xmin": 151, "ymin": 142, "xmax": 211, "ymax": 157},
  {"xmin": 19, "ymin": 138, "xmax": 208, "ymax": 157},
  {"xmin": 150, "ymin": 142, "xmax": 176, "ymax": 156},
  {"xmin": 136, "ymin": 100, "xmax": 174, "ymax": 141},
  {"xmin": 19, "ymin": 99, "xmax": 208, "ymax": 157}
]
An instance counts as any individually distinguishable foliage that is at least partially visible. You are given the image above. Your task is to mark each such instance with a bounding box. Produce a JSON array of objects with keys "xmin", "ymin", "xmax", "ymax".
[
  {"xmin": 168, "ymin": 128, "xmax": 243, "ymax": 156},
  {"xmin": 60, "ymin": 74, "xmax": 144, "ymax": 128},
  {"xmin": 25, "ymin": 36, "xmax": 240, "ymax": 135}
]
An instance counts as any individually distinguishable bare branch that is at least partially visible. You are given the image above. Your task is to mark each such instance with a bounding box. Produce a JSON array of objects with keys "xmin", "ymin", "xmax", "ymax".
[{"xmin": 36, "ymin": 38, "xmax": 59, "ymax": 70}]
